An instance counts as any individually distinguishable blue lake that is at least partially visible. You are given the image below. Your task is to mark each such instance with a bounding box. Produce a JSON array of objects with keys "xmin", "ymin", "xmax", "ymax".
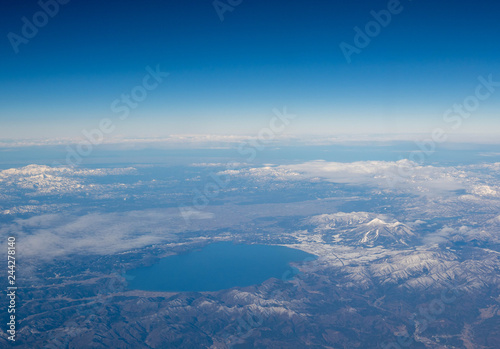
[{"xmin": 126, "ymin": 242, "xmax": 315, "ymax": 292}]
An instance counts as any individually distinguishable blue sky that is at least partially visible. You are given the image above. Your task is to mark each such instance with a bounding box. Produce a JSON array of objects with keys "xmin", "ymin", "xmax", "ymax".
[{"xmin": 1, "ymin": 0, "xmax": 499, "ymax": 139}]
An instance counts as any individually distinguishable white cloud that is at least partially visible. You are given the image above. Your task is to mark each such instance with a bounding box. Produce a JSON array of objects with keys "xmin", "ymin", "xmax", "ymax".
[
  {"xmin": 2, "ymin": 134, "xmax": 500, "ymax": 148},
  {"xmin": 0, "ymin": 210, "xmax": 182, "ymax": 259},
  {"xmin": 469, "ymin": 184, "xmax": 498, "ymax": 197},
  {"xmin": 219, "ymin": 160, "xmax": 469, "ymax": 195}
]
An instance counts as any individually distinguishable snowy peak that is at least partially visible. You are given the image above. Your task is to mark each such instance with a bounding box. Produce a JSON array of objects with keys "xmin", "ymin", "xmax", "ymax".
[
  {"xmin": 366, "ymin": 218, "xmax": 386, "ymax": 226},
  {"xmin": 354, "ymin": 220, "xmax": 415, "ymax": 246},
  {"xmin": 308, "ymin": 212, "xmax": 416, "ymax": 247},
  {"xmin": 307, "ymin": 212, "xmax": 373, "ymax": 227}
]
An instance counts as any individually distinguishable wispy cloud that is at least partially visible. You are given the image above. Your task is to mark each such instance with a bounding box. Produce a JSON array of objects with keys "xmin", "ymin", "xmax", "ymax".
[
  {"xmin": 2, "ymin": 134, "xmax": 500, "ymax": 149},
  {"xmin": 1, "ymin": 210, "xmax": 184, "ymax": 259},
  {"xmin": 219, "ymin": 160, "xmax": 471, "ymax": 195}
]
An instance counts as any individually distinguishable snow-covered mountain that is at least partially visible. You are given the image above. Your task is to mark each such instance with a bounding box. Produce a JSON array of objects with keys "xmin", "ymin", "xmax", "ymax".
[{"xmin": 306, "ymin": 212, "xmax": 416, "ymax": 247}]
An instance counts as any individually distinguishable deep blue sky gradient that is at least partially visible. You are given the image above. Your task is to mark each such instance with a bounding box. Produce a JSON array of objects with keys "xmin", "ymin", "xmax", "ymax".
[{"xmin": 1, "ymin": 0, "xmax": 499, "ymax": 138}]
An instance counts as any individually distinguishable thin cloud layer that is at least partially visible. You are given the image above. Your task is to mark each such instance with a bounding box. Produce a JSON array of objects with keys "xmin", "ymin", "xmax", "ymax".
[
  {"xmin": 1, "ymin": 210, "xmax": 181, "ymax": 258},
  {"xmin": 219, "ymin": 160, "xmax": 473, "ymax": 195}
]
